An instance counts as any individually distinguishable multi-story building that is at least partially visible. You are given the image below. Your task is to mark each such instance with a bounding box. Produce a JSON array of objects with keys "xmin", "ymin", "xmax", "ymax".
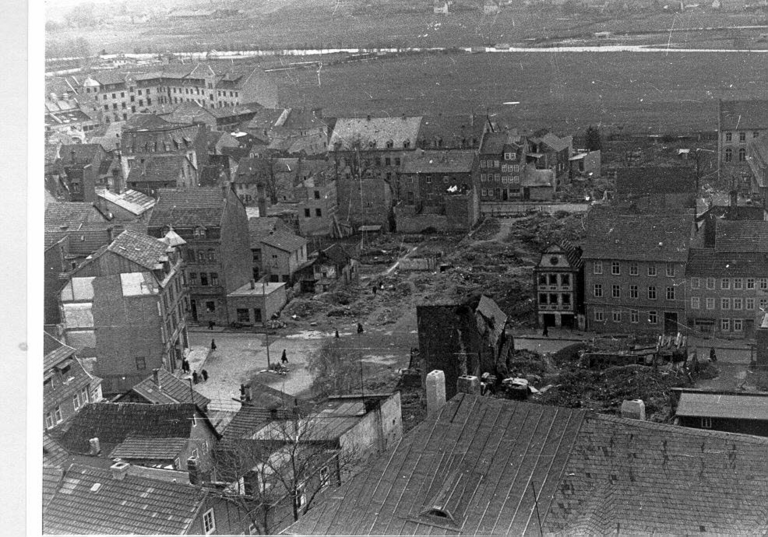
[
  {"xmin": 718, "ymin": 99, "xmax": 768, "ymax": 186},
  {"xmin": 59, "ymin": 230, "xmax": 189, "ymax": 395},
  {"xmin": 296, "ymin": 174, "xmax": 338, "ymax": 237},
  {"xmin": 534, "ymin": 241, "xmax": 585, "ymax": 330},
  {"xmin": 685, "ymin": 219, "xmax": 768, "ymax": 339},
  {"xmin": 615, "ymin": 166, "xmax": 697, "ymax": 211},
  {"xmin": 477, "ymin": 130, "xmax": 526, "ymax": 201},
  {"xmin": 148, "ymin": 187, "xmax": 252, "ymax": 326},
  {"xmin": 44, "ymin": 331, "xmax": 103, "ymax": 431},
  {"xmin": 525, "ymin": 130, "xmax": 573, "ymax": 183},
  {"xmin": 416, "ymin": 114, "xmax": 485, "ymax": 151},
  {"xmin": 747, "ymin": 134, "xmax": 768, "ymax": 208},
  {"xmin": 582, "ymin": 207, "xmax": 694, "ymax": 335},
  {"xmin": 259, "ymin": 230, "xmax": 308, "ymax": 284},
  {"xmin": 399, "ymin": 149, "xmax": 476, "ymax": 208},
  {"xmin": 125, "ymin": 154, "xmax": 199, "ymax": 197}
]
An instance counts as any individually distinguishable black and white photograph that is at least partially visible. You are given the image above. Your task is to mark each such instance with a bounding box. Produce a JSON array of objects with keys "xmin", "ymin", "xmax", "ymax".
[{"xmin": 38, "ymin": 0, "xmax": 768, "ymax": 534}]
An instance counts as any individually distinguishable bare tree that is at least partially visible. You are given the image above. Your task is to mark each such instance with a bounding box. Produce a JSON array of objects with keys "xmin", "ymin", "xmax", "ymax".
[
  {"xmin": 307, "ymin": 337, "xmax": 365, "ymax": 398},
  {"xmin": 212, "ymin": 406, "xmax": 362, "ymax": 534}
]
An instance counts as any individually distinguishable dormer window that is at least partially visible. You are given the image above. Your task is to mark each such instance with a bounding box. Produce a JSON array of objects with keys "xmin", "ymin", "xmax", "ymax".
[
  {"xmin": 386, "ymin": 140, "xmax": 394, "ymax": 149},
  {"xmin": 194, "ymin": 227, "xmax": 206, "ymax": 238},
  {"xmin": 403, "ymin": 140, "xmax": 411, "ymax": 149}
]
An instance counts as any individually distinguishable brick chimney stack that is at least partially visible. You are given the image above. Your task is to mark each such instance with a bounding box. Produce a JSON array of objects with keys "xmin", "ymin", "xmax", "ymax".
[{"xmin": 426, "ymin": 370, "xmax": 446, "ymax": 416}]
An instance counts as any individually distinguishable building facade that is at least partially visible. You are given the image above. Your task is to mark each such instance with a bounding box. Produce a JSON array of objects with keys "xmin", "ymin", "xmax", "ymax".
[
  {"xmin": 534, "ymin": 242, "xmax": 585, "ymax": 329},
  {"xmin": 718, "ymin": 99, "xmax": 768, "ymax": 186}
]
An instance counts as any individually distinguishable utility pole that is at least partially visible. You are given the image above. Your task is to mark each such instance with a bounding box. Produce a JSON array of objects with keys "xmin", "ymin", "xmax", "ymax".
[{"xmin": 263, "ymin": 279, "xmax": 271, "ymax": 369}]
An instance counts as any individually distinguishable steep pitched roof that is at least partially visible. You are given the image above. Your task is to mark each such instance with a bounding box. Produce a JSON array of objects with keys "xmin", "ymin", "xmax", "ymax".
[
  {"xmin": 402, "ymin": 150, "xmax": 475, "ymax": 174},
  {"xmin": 44, "ymin": 202, "xmax": 110, "ymax": 232},
  {"xmin": 286, "ymin": 395, "xmax": 586, "ymax": 535},
  {"xmin": 59, "ymin": 143, "xmax": 105, "ymax": 165},
  {"xmin": 330, "ymin": 116, "xmax": 422, "ymax": 151},
  {"xmin": 43, "ymin": 465, "xmax": 64, "ymax": 511},
  {"xmin": 616, "ymin": 166, "xmax": 696, "ymax": 197},
  {"xmin": 53, "ymin": 402, "xmax": 201, "ymax": 455},
  {"xmin": 128, "ymin": 369, "xmax": 210, "ymax": 409},
  {"xmin": 582, "ymin": 206, "xmax": 693, "ymax": 262},
  {"xmin": 479, "ymin": 130, "xmax": 522, "ymax": 155},
  {"xmin": 123, "ymin": 113, "xmax": 171, "ymax": 130},
  {"xmin": 261, "ymin": 229, "xmax": 307, "ymax": 253},
  {"xmin": 686, "ymin": 249, "xmax": 768, "ymax": 277},
  {"xmin": 44, "ymin": 331, "xmax": 77, "ymax": 370},
  {"xmin": 96, "ymin": 189, "xmax": 155, "ymax": 216},
  {"xmin": 126, "ymin": 154, "xmax": 190, "ymax": 184},
  {"xmin": 546, "ymin": 413, "xmax": 768, "ymax": 535},
  {"xmin": 719, "ymin": 99, "xmax": 768, "ymax": 131},
  {"xmin": 418, "ymin": 114, "xmax": 485, "ymax": 146},
  {"xmin": 122, "ymin": 123, "xmax": 204, "ymax": 156},
  {"xmin": 43, "ymin": 433, "xmax": 72, "ymax": 468},
  {"xmin": 234, "ymin": 156, "xmax": 270, "ymax": 184},
  {"xmin": 676, "ymin": 391, "xmax": 768, "ymax": 420},
  {"xmin": 149, "ymin": 187, "xmax": 225, "ymax": 229},
  {"xmin": 101, "ymin": 230, "xmax": 170, "ymax": 271},
  {"xmin": 715, "ymin": 219, "xmax": 768, "ymax": 252},
  {"xmin": 109, "ymin": 436, "xmax": 189, "ymax": 460},
  {"xmin": 43, "ymin": 463, "xmax": 206, "ymax": 534},
  {"xmin": 162, "ymin": 101, "xmax": 217, "ymax": 125}
]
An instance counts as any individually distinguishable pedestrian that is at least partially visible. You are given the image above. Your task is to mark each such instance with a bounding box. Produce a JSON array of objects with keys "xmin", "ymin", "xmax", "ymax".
[
  {"xmin": 372, "ymin": 285, "xmax": 377, "ymax": 296},
  {"xmin": 335, "ymin": 329, "xmax": 340, "ymax": 339},
  {"xmin": 208, "ymin": 320, "xmax": 214, "ymax": 330},
  {"xmin": 192, "ymin": 371, "xmax": 199, "ymax": 384},
  {"xmin": 281, "ymin": 349, "xmax": 288, "ymax": 364},
  {"xmin": 710, "ymin": 347, "xmax": 717, "ymax": 363},
  {"xmin": 182, "ymin": 359, "xmax": 189, "ymax": 373},
  {"xmin": 542, "ymin": 324, "xmax": 549, "ymax": 337},
  {"xmin": 211, "ymin": 339, "xmax": 217, "ymax": 351},
  {"xmin": 357, "ymin": 322, "xmax": 364, "ymax": 335},
  {"xmin": 201, "ymin": 369, "xmax": 209, "ymax": 382}
]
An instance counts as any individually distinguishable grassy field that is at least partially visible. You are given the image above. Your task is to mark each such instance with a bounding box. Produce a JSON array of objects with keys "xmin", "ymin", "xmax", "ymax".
[{"xmin": 271, "ymin": 50, "xmax": 768, "ymax": 135}]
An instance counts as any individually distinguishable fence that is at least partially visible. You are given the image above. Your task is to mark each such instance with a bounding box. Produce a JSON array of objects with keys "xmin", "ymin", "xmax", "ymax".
[{"xmin": 481, "ymin": 202, "xmax": 590, "ymax": 217}]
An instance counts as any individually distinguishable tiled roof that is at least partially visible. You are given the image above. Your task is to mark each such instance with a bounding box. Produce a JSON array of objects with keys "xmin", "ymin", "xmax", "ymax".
[
  {"xmin": 44, "ymin": 331, "xmax": 77, "ymax": 370},
  {"xmin": 719, "ymin": 99, "xmax": 768, "ymax": 131},
  {"xmin": 207, "ymin": 102, "xmax": 263, "ymax": 119},
  {"xmin": 286, "ymin": 395, "xmax": 585, "ymax": 535},
  {"xmin": 582, "ymin": 206, "xmax": 693, "ymax": 262},
  {"xmin": 546, "ymin": 413, "xmax": 768, "ymax": 535},
  {"xmin": 43, "ymin": 433, "xmax": 72, "ymax": 468},
  {"xmin": 45, "ymin": 356, "xmax": 99, "ymax": 416},
  {"xmin": 44, "ymin": 202, "xmax": 110, "ymax": 232},
  {"xmin": 43, "ymin": 463, "xmax": 205, "ymax": 534},
  {"xmin": 319, "ymin": 243, "xmax": 354, "ymax": 265},
  {"xmin": 418, "ymin": 114, "xmax": 485, "ymax": 146},
  {"xmin": 245, "ymin": 108, "xmax": 289, "ymax": 137},
  {"xmin": 248, "ymin": 216, "xmax": 284, "ymax": 247},
  {"xmin": 129, "ymin": 369, "xmax": 210, "ymax": 409},
  {"xmin": 43, "ymin": 465, "xmax": 64, "ymax": 511},
  {"xmin": 686, "ymin": 249, "xmax": 768, "ymax": 277},
  {"xmin": 122, "ymin": 123, "xmax": 204, "ymax": 155},
  {"xmin": 109, "ymin": 435, "xmax": 189, "ymax": 460},
  {"xmin": 104, "ymin": 230, "xmax": 170, "ymax": 271},
  {"xmin": 402, "ymin": 150, "xmax": 475, "ymax": 174},
  {"xmin": 715, "ymin": 219, "xmax": 768, "ymax": 252},
  {"xmin": 162, "ymin": 101, "xmax": 217, "ymax": 125},
  {"xmin": 54, "ymin": 402, "xmax": 199, "ymax": 455},
  {"xmin": 479, "ymin": 130, "xmax": 522, "ymax": 155},
  {"xmin": 59, "ymin": 143, "xmax": 105, "ymax": 165},
  {"xmin": 749, "ymin": 135, "xmax": 768, "ymax": 188},
  {"xmin": 123, "ymin": 113, "xmax": 172, "ymax": 130},
  {"xmin": 96, "ymin": 189, "xmax": 155, "ymax": 216},
  {"xmin": 126, "ymin": 154, "xmax": 189, "ymax": 184},
  {"xmin": 676, "ymin": 391, "xmax": 768, "ymax": 420},
  {"xmin": 330, "ymin": 116, "xmax": 422, "ymax": 151},
  {"xmin": 261, "ymin": 229, "xmax": 307, "ymax": 253},
  {"xmin": 616, "ymin": 166, "xmax": 696, "ymax": 197},
  {"xmin": 89, "ymin": 71, "xmax": 128, "ymax": 86},
  {"xmin": 149, "ymin": 187, "xmax": 225, "ymax": 229},
  {"xmin": 276, "ymin": 108, "xmax": 327, "ymax": 131},
  {"xmin": 234, "ymin": 157, "xmax": 270, "ymax": 185}
]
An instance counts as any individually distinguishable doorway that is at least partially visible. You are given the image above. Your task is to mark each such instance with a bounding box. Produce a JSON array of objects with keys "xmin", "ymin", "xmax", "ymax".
[
  {"xmin": 664, "ymin": 312, "xmax": 678, "ymax": 335},
  {"xmin": 190, "ymin": 299, "xmax": 198, "ymax": 322}
]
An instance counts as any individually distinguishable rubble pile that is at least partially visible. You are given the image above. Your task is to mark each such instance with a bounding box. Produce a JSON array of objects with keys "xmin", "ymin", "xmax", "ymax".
[{"xmin": 504, "ymin": 212, "xmax": 587, "ymax": 252}]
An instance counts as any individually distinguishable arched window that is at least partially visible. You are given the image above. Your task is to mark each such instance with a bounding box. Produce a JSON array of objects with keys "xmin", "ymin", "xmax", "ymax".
[
  {"xmin": 725, "ymin": 148, "xmax": 733, "ymax": 162},
  {"xmin": 738, "ymin": 148, "xmax": 746, "ymax": 161}
]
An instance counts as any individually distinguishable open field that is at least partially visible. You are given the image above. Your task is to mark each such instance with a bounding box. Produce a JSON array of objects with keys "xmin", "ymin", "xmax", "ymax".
[{"xmin": 272, "ymin": 50, "xmax": 768, "ymax": 134}]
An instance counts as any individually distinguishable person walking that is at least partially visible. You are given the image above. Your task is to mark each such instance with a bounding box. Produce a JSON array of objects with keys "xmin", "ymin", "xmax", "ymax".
[
  {"xmin": 335, "ymin": 329, "xmax": 340, "ymax": 339},
  {"xmin": 542, "ymin": 324, "xmax": 549, "ymax": 337},
  {"xmin": 709, "ymin": 347, "xmax": 717, "ymax": 363},
  {"xmin": 357, "ymin": 322, "xmax": 364, "ymax": 335},
  {"xmin": 182, "ymin": 359, "xmax": 189, "ymax": 373},
  {"xmin": 281, "ymin": 349, "xmax": 288, "ymax": 365},
  {"xmin": 192, "ymin": 371, "xmax": 199, "ymax": 384},
  {"xmin": 211, "ymin": 339, "xmax": 217, "ymax": 351},
  {"xmin": 208, "ymin": 320, "xmax": 214, "ymax": 330},
  {"xmin": 201, "ymin": 369, "xmax": 209, "ymax": 382}
]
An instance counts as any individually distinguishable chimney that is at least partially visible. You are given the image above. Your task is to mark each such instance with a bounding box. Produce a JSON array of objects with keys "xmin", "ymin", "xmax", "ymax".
[
  {"xmin": 110, "ymin": 461, "xmax": 130, "ymax": 481},
  {"xmin": 258, "ymin": 197, "xmax": 267, "ymax": 218},
  {"xmin": 187, "ymin": 456, "xmax": 199, "ymax": 485},
  {"xmin": 426, "ymin": 370, "xmax": 446, "ymax": 416},
  {"xmin": 152, "ymin": 368, "xmax": 161, "ymax": 388},
  {"xmin": 620, "ymin": 399, "xmax": 646, "ymax": 420},
  {"xmin": 250, "ymin": 279, "xmax": 256, "ymax": 290},
  {"xmin": 457, "ymin": 375, "xmax": 480, "ymax": 395},
  {"xmin": 89, "ymin": 437, "xmax": 101, "ymax": 456}
]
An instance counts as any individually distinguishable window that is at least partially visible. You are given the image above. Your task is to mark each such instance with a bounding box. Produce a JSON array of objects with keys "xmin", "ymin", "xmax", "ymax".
[
  {"xmin": 198, "ymin": 251, "xmax": 206, "ymax": 262},
  {"xmin": 754, "ymin": 131, "xmax": 760, "ymax": 138},
  {"xmin": 611, "ymin": 262, "xmax": 620, "ymax": 275},
  {"xmin": 594, "ymin": 310, "xmax": 604, "ymax": 322},
  {"xmin": 648, "ymin": 286, "xmax": 657, "ymax": 300},
  {"xmin": 733, "ymin": 319, "xmax": 743, "ymax": 332},
  {"xmin": 190, "ymin": 272, "xmax": 198, "ymax": 284},
  {"xmin": 194, "ymin": 227, "xmax": 206, "ymax": 238},
  {"xmin": 593, "ymin": 284, "xmax": 603, "ymax": 297},
  {"xmin": 395, "ymin": 157, "xmax": 401, "ymax": 166},
  {"xmin": 666, "ymin": 286, "xmax": 675, "ymax": 300},
  {"xmin": 721, "ymin": 318, "xmax": 731, "ymax": 332},
  {"xmin": 629, "ymin": 262, "xmax": 638, "ymax": 276},
  {"xmin": 612, "ymin": 310, "xmax": 621, "ymax": 323},
  {"xmin": 385, "ymin": 157, "xmax": 391, "ymax": 166},
  {"xmin": 747, "ymin": 278, "xmax": 755, "ymax": 290},
  {"xmin": 73, "ymin": 393, "xmax": 81, "ymax": 411},
  {"xmin": 45, "ymin": 412, "xmax": 54, "ymax": 429},
  {"xmin": 691, "ymin": 297, "xmax": 700, "ymax": 309},
  {"xmin": 304, "ymin": 208, "xmax": 311, "ymax": 218},
  {"xmin": 648, "ymin": 311, "xmax": 658, "ymax": 324},
  {"xmin": 706, "ymin": 297, "xmax": 715, "ymax": 310},
  {"xmin": 648, "ymin": 264, "xmax": 657, "ymax": 277},
  {"xmin": 494, "ymin": 160, "xmax": 500, "ymax": 168},
  {"xmin": 761, "ymin": 298, "xmax": 768, "ymax": 311},
  {"xmin": 690, "ymin": 277, "xmax": 700, "ymax": 289},
  {"xmin": 594, "ymin": 261, "xmax": 603, "ymax": 275},
  {"xmin": 739, "ymin": 131, "xmax": 746, "ymax": 143},
  {"xmin": 707, "ymin": 277, "xmax": 716, "ymax": 290},
  {"xmin": 701, "ymin": 417, "xmax": 712, "ymax": 429},
  {"xmin": 54, "ymin": 406, "xmax": 62, "ymax": 424},
  {"xmin": 206, "ymin": 301, "xmax": 216, "ymax": 312},
  {"xmin": 725, "ymin": 132, "xmax": 733, "ymax": 143},
  {"xmin": 320, "ymin": 466, "xmax": 330, "ymax": 490},
  {"xmin": 629, "ymin": 285, "xmax": 638, "ymax": 299},
  {"xmin": 721, "ymin": 297, "xmax": 731, "ymax": 310},
  {"xmin": 207, "ymin": 249, "xmax": 216, "ymax": 262},
  {"xmin": 135, "ymin": 357, "xmax": 146, "ymax": 370},
  {"xmin": 733, "ymin": 278, "xmax": 743, "ymax": 290},
  {"xmin": 203, "ymin": 509, "xmax": 216, "ymax": 534},
  {"xmin": 612, "ymin": 285, "xmax": 620, "ymax": 298},
  {"xmin": 548, "ymin": 274, "xmax": 558, "ymax": 286},
  {"xmin": 761, "ymin": 278, "xmax": 768, "ymax": 291},
  {"xmin": 733, "ymin": 297, "xmax": 743, "ymax": 310},
  {"xmin": 210, "ymin": 273, "xmax": 219, "ymax": 286},
  {"xmin": 539, "ymin": 293, "xmax": 548, "ymax": 305},
  {"xmin": 725, "ymin": 148, "xmax": 733, "ymax": 162},
  {"xmin": 560, "ymin": 274, "xmax": 570, "ymax": 287},
  {"xmin": 739, "ymin": 148, "xmax": 746, "ymax": 161},
  {"xmin": 200, "ymin": 273, "xmax": 209, "ymax": 286},
  {"xmin": 480, "ymin": 174, "xmax": 487, "ymax": 182},
  {"xmin": 81, "ymin": 387, "xmax": 89, "ymax": 404},
  {"xmin": 666, "ymin": 264, "xmax": 675, "ymax": 277},
  {"xmin": 630, "ymin": 310, "xmax": 639, "ymax": 323},
  {"xmin": 316, "ymin": 208, "xmax": 322, "ymax": 217},
  {"xmin": 721, "ymin": 278, "xmax": 730, "ymax": 290},
  {"xmin": 481, "ymin": 189, "xmax": 487, "ymax": 197},
  {"xmin": 746, "ymin": 298, "xmax": 755, "ymax": 310}
]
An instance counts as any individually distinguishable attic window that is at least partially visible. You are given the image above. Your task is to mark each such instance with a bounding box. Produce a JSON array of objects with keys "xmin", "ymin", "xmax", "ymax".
[
  {"xmin": 403, "ymin": 140, "xmax": 411, "ymax": 149},
  {"xmin": 386, "ymin": 140, "xmax": 394, "ymax": 149},
  {"xmin": 425, "ymin": 508, "xmax": 452, "ymax": 520},
  {"xmin": 89, "ymin": 483, "xmax": 102, "ymax": 493}
]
